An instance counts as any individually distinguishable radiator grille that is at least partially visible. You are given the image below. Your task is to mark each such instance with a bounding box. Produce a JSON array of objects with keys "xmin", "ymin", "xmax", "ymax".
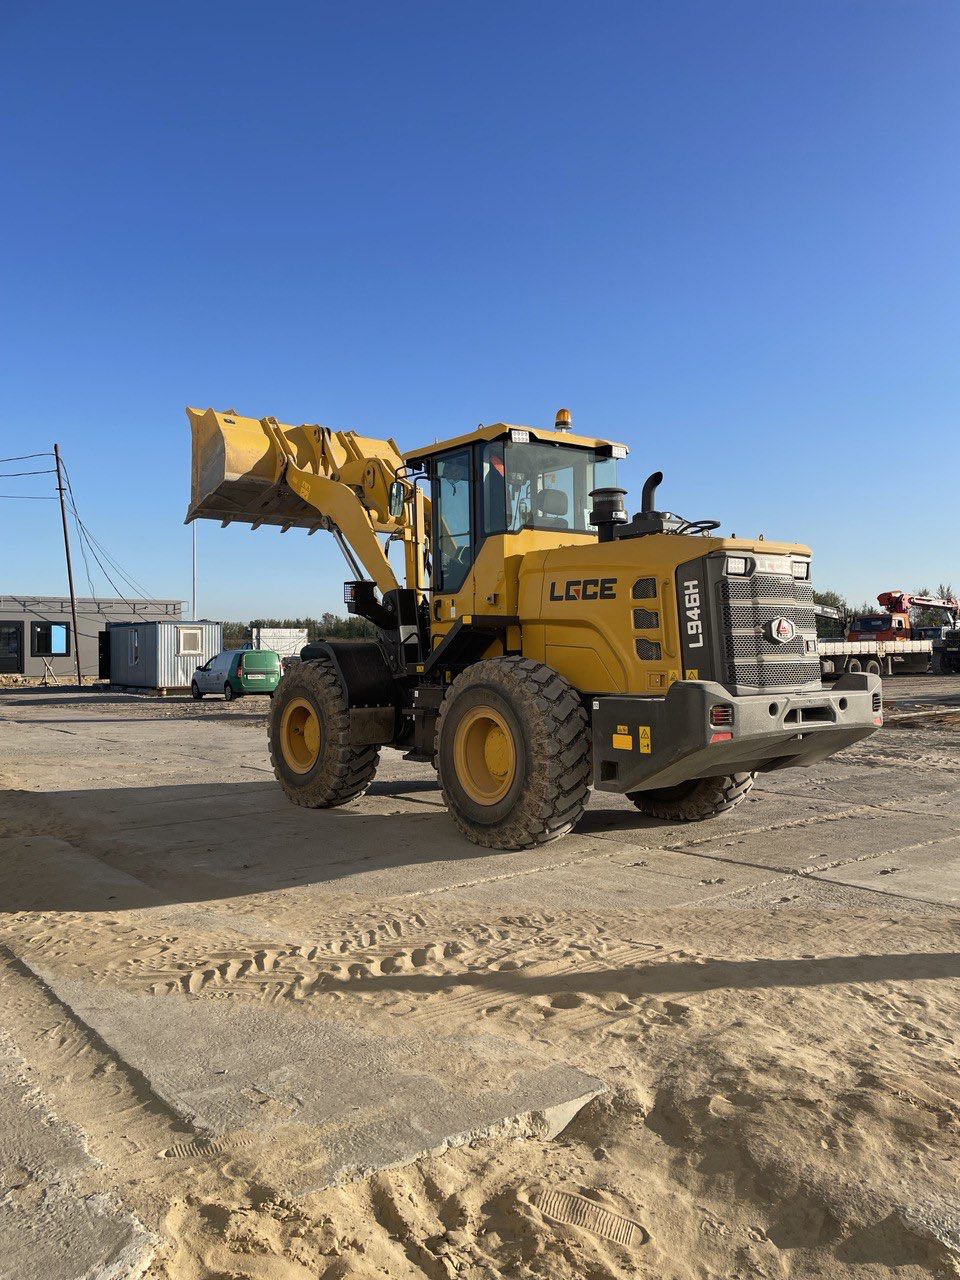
[
  {"xmin": 632, "ymin": 577, "xmax": 657, "ymax": 600},
  {"xmin": 724, "ymin": 632, "xmax": 808, "ymax": 661},
  {"xmin": 632, "ymin": 608, "xmax": 660, "ymax": 629},
  {"xmin": 721, "ymin": 602, "xmax": 817, "ymax": 633},
  {"xmin": 719, "ymin": 572, "xmax": 820, "ymax": 691},
  {"xmin": 728, "ymin": 659, "xmax": 822, "ymax": 688},
  {"xmin": 723, "ymin": 575, "xmax": 814, "ymax": 604}
]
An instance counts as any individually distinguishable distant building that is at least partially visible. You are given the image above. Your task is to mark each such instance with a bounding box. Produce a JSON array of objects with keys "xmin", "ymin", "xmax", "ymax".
[
  {"xmin": 0, "ymin": 595, "xmax": 183, "ymax": 682},
  {"xmin": 108, "ymin": 619, "xmax": 222, "ymax": 691},
  {"xmin": 251, "ymin": 626, "xmax": 308, "ymax": 658}
]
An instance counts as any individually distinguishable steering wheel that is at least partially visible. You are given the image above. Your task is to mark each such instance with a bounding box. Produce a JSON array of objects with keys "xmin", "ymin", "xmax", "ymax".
[{"xmin": 675, "ymin": 518, "xmax": 721, "ymax": 536}]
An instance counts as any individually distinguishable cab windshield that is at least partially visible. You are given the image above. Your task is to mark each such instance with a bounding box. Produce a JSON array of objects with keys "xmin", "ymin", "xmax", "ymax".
[
  {"xmin": 482, "ymin": 440, "xmax": 617, "ymax": 534},
  {"xmin": 854, "ymin": 616, "xmax": 892, "ymax": 633}
]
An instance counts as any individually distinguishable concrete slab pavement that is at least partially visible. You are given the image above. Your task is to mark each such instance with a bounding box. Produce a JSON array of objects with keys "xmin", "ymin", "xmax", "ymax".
[
  {"xmin": 0, "ymin": 1030, "xmax": 157, "ymax": 1280},
  {"xmin": 25, "ymin": 966, "xmax": 604, "ymax": 1194},
  {"xmin": 666, "ymin": 810, "xmax": 960, "ymax": 873},
  {"xmin": 0, "ymin": 837, "xmax": 162, "ymax": 912},
  {"xmin": 809, "ymin": 834, "xmax": 960, "ymax": 907}
]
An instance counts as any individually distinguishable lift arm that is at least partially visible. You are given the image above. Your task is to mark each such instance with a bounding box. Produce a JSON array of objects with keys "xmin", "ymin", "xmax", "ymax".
[{"xmin": 185, "ymin": 407, "xmax": 429, "ymax": 597}]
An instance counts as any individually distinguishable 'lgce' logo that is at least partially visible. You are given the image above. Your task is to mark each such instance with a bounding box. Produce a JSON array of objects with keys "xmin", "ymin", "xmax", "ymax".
[{"xmin": 766, "ymin": 617, "xmax": 796, "ymax": 644}]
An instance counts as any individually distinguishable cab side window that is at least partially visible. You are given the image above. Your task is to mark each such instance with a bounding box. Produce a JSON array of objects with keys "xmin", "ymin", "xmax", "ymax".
[
  {"xmin": 435, "ymin": 450, "xmax": 473, "ymax": 593},
  {"xmin": 481, "ymin": 442, "xmax": 507, "ymax": 534}
]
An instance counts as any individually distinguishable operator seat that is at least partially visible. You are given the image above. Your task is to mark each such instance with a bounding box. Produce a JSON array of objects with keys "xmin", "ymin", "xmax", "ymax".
[{"xmin": 536, "ymin": 487, "xmax": 569, "ymax": 529}]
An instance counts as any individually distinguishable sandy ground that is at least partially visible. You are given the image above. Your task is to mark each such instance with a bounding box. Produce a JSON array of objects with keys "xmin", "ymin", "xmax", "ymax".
[{"xmin": 1, "ymin": 675, "xmax": 959, "ymax": 1279}]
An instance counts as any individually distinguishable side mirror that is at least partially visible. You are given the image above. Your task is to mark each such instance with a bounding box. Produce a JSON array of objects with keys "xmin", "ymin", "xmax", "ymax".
[{"xmin": 389, "ymin": 480, "xmax": 406, "ymax": 519}]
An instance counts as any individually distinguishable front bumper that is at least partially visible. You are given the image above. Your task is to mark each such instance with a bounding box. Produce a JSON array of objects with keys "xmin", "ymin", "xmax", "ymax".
[{"xmin": 591, "ymin": 673, "xmax": 882, "ymax": 794}]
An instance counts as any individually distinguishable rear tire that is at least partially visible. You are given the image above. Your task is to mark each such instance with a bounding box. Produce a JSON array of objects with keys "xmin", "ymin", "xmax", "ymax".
[
  {"xmin": 191, "ymin": 681, "xmax": 203, "ymax": 700},
  {"xmin": 223, "ymin": 682, "xmax": 236, "ymax": 701},
  {"xmin": 436, "ymin": 658, "xmax": 591, "ymax": 850},
  {"xmin": 863, "ymin": 658, "xmax": 882, "ymax": 677},
  {"xmin": 629, "ymin": 772, "xmax": 756, "ymax": 821},
  {"xmin": 268, "ymin": 656, "xmax": 379, "ymax": 807}
]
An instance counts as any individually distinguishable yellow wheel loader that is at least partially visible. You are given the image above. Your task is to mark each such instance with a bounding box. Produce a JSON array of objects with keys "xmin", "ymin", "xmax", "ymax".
[{"xmin": 186, "ymin": 406, "xmax": 882, "ymax": 849}]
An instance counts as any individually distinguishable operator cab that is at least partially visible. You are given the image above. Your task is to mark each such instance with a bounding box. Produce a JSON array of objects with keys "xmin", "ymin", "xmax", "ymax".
[
  {"xmin": 405, "ymin": 412, "xmax": 626, "ymax": 599},
  {"xmin": 851, "ymin": 614, "xmax": 896, "ymax": 634},
  {"xmin": 847, "ymin": 612, "xmax": 907, "ymax": 642}
]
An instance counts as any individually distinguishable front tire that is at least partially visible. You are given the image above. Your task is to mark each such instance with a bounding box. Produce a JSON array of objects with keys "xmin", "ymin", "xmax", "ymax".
[
  {"xmin": 629, "ymin": 772, "xmax": 756, "ymax": 821},
  {"xmin": 436, "ymin": 658, "xmax": 591, "ymax": 850},
  {"xmin": 223, "ymin": 681, "xmax": 236, "ymax": 701},
  {"xmin": 191, "ymin": 681, "xmax": 203, "ymax": 700},
  {"xmin": 268, "ymin": 656, "xmax": 379, "ymax": 807}
]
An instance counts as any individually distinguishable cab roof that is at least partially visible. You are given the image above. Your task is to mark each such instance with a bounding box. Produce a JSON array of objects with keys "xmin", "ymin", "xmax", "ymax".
[{"xmin": 404, "ymin": 421, "xmax": 628, "ymax": 469}]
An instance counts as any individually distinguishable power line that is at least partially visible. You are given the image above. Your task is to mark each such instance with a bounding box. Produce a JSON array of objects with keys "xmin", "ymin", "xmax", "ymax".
[
  {"xmin": 0, "ymin": 451, "xmax": 53, "ymax": 463},
  {"xmin": 64, "ymin": 498, "xmax": 153, "ymax": 603},
  {"xmin": 76, "ymin": 529, "xmax": 97, "ymax": 599},
  {"xmin": 58, "ymin": 459, "xmax": 146, "ymax": 613},
  {"xmin": 78, "ymin": 519, "xmax": 153, "ymax": 599},
  {"xmin": 70, "ymin": 489, "xmax": 98, "ymax": 600},
  {"xmin": 0, "ymin": 493, "xmax": 57, "ymax": 500},
  {"xmin": 52, "ymin": 455, "xmax": 96, "ymax": 605},
  {"xmin": 58, "ymin": 461, "xmax": 96, "ymax": 598},
  {"xmin": 0, "ymin": 467, "xmax": 57, "ymax": 477},
  {"xmin": 62, "ymin": 461, "xmax": 155, "ymax": 602},
  {"xmin": 73, "ymin": 522, "xmax": 141, "ymax": 613}
]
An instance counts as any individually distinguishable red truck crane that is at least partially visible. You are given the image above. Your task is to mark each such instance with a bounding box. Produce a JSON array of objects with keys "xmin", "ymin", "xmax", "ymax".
[
  {"xmin": 848, "ymin": 592, "xmax": 959, "ymax": 643},
  {"xmin": 819, "ymin": 591, "xmax": 959, "ymax": 677}
]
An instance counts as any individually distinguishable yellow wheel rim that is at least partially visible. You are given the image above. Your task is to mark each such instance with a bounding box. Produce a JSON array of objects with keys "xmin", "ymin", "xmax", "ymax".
[
  {"xmin": 453, "ymin": 706, "xmax": 517, "ymax": 805},
  {"xmin": 280, "ymin": 697, "xmax": 321, "ymax": 773}
]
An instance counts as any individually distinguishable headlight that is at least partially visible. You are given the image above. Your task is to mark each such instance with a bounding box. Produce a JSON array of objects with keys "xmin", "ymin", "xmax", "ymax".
[
  {"xmin": 510, "ymin": 428, "xmax": 530, "ymax": 443},
  {"xmin": 611, "ymin": 444, "xmax": 628, "ymax": 459},
  {"xmin": 726, "ymin": 556, "xmax": 749, "ymax": 576},
  {"xmin": 792, "ymin": 560, "xmax": 810, "ymax": 580}
]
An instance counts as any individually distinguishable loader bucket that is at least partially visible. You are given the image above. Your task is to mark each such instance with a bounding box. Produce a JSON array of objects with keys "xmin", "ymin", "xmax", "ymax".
[{"xmin": 185, "ymin": 407, "xmax": 321, "ymax": 530}]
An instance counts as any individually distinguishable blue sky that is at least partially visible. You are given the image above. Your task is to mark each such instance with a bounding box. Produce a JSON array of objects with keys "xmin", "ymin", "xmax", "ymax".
[{"xmin": 2, "ymin": 1, "xmax": 958, "ymax": 618}]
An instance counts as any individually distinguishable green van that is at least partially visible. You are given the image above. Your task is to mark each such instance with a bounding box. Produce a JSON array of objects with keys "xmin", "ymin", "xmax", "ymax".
[{"xmin": 191, "ymin": 648, "xmax": 282, "ymax": 700}]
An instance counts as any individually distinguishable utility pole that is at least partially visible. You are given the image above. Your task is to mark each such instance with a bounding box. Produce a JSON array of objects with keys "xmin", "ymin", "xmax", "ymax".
[
  {"xmin": 192, "ymin": 520, "xmax": 197, "ymax": 618},
  {"xmin": 54, "ymin": 443, "xmax": 83, "ymax": 688}
]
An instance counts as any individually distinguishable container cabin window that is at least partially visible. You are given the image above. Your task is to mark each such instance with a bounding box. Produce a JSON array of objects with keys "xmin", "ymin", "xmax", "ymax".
[
  {"xmin": 31, "ymin": 622, "xmax": 70, "ymax": 657},
  {"xmin": 177, "ymin": 626, "xmax": 202, "ymax": 656},
  {"xmin": 435, "ymin": 450, "xmax": 473, "ymax": 593},
  {"xmin": 129, "ymin": 629, "xmax": 140, "ymax": 665}
]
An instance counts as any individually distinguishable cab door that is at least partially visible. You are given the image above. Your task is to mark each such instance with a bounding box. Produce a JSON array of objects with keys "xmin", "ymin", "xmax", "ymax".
[{"xmin": 431, "ymin": 448, "xmax": 475, "ymax": 630}]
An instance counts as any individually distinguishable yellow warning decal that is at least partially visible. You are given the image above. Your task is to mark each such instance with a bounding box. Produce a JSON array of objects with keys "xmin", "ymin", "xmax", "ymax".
[
  {"xmin": 667, "ymin": 669, "xmax": 679, "ymax": 685},
  {"xmin": 685, "ymin": 668, "xmax": 699, "ymax": 680},
  {"xmin": 616, "ymin": 723, "xmax": 629, "ymax": 734},
  {"xmin": 612, "ymin": 732, "xmax": 633, "ymax": 751},
  {"xmin": 638, "ymin": 725, "xmax": 652, "ymax": 754}
]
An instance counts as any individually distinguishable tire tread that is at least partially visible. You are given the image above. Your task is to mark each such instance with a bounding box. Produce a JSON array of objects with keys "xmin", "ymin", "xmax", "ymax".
[
  {"xmin": 630, "ymin": 771, "xmax": 755, "ymax": 821},
  {"xmin": 268, "ymin": 657, "xmax": 379, "ymax": 808},
  {"xmin": 436, "ymin": 657, "xmax": 590, "ymax": 850}
]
